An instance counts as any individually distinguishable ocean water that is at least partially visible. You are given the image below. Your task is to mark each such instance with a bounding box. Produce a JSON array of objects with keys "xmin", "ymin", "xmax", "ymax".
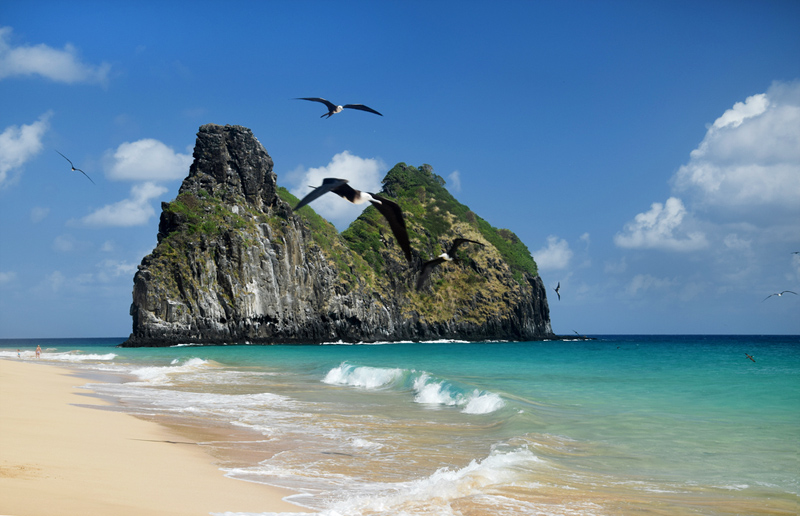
[{"xmin": 2, "ymin": 335, "xmax": 798, "ymax": 515}]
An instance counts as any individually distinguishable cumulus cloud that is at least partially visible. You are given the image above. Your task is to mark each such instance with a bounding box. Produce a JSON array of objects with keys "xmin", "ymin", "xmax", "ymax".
[
  {"xmin": 95, "ymin": 259, "xmax": 137, "ymax": 282},
  {"xmin": 534, "ymin": 236, "xmax": 573, "ymax": 270},
  {"xmin": 614, "ymin": 197, "xmax": 708, "ymax": 252},
  {"xmin": 30, "ymin": 206, "xmax": 49, "ymax": 223},
  {"xmin": 53, "ymin": 234, "xmax": 76, "ymax": 253},
  {"xmin": 626, "ymin": 274, "xmax": 675, "ymax": 297},
  {"xmin": 672, "ymin": 81, "xmax": 800, "ymax": 210},
  {"xmin": 0, "ymin": 111, "xmax": 51, "ymax": 187},
  {"xmin": 288, "ymin": 151, "xmax": 386, "ymax": 229},
  {"xmin": 447, "ymin": 170, "xmax": 462, "ymax": 192},
  {"xmin": 81, "ymin": 182, "xmax": 167, "ymax": 227},
  {"xmin": 0, "ymin": 26, "xmax": 110, "ymax": 84},
  {"xmin": 104, "ymin": 139, "xmax": 192, "ymax": 181}
]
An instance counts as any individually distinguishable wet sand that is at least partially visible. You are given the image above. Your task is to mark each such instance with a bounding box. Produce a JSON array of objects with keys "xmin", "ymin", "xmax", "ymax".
[{"xmin": 0, "ymin": 359, "xmax": 305, "ymax": 516}]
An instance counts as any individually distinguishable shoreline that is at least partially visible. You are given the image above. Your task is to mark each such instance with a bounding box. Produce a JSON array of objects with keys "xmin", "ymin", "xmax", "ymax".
[{"xmin": 0, "ymin": 358, "xmax": 306, "ymax": 516}]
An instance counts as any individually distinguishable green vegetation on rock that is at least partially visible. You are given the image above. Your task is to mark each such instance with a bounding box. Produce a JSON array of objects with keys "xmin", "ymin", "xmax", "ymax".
[{"xmin": 380, "ymin": 163, "xmax": 537, "ymax": 279}]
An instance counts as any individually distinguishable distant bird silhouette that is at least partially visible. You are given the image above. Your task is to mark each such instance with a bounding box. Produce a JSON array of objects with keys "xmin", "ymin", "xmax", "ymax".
[
  {"xmin": 294, "ymin": 178, "xmax": 411, "ymax": 262},
  {"xmin": 553, "ymin": 282, "xmax": 561, "ymax": 301},
  {"xmin": 295, "ymin": 97, "xmax": 383, "ymax": 118},
  {"xmin": 416, "ymin": 238, "xmax": 484, "ymax": 290},
  {"xmin": 745, "ymin": 353, "xmax": 756, "ymax": 363},
  {"xmin": 56, "ymin": 150, "xmax": 94, "ymax": 184},
  {"xmin": 763, "ymin": 290, "xmax": 797, "ymax": 301}
]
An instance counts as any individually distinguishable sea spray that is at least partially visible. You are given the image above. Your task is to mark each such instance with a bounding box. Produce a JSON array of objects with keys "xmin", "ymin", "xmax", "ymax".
[
  {"xmin": 129, "ymin": 357, "xmax": 212, "ymax": 385},
  {"xmin": 322, "ymin": 362, "xmax": 405, "ymax": 389},
  {"xmin": 323, "ymin": 362, "xmax": 505, "ymax": 414}
]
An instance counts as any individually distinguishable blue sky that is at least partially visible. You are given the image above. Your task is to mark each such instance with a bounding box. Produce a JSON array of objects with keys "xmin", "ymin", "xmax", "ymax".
[{"xmin": 1, "ymin": 0, "xmax": 798, "ymax": 338}]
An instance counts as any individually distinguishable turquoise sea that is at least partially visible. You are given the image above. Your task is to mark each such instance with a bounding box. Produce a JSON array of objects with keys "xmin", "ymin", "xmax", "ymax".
[{"xmin": 2, "ymin": 335, "xmax": 798, "ymax": 515}]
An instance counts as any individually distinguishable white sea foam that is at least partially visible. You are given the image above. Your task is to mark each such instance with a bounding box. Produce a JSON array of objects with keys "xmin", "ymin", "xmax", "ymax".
[
  {"xmin": 462, "ymin": 390, "xmax": 506, "ymax": 414},
  {"xmin": 322, "ymin": 362, "xmax": 404, "ymax": 389},
  {"xmin": 129, "ymin": 357, "xmax": 212, "ymax": 385},
  {"xmin": 322, "ymin": 362, "xmax": 505, "ymax": 414},
  {"xmin": 0, "ymin": 350, "xmax": 117, "ymax": 362},
  {"xmin": 313, "ymin": 447, "xmax": 543, "ymax": 516}
]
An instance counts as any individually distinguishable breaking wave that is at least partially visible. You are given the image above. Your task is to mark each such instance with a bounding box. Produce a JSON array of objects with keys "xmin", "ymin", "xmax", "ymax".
[
  {"xmin": 0, "ymin": 349, "xmax": 117, "ymax": 362},
  {"xmin": 322, "ymin": 362, "xmax": 505, "ymax": 414},
  {"xmin": 129, "ymin": 357, "xmax": 213, "ymax": 385}
]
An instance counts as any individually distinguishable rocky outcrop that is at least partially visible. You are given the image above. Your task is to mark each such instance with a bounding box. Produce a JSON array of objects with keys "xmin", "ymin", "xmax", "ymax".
[{"xmin": 121, "ymin": 124, "xmax": 553, "ymax": 346}]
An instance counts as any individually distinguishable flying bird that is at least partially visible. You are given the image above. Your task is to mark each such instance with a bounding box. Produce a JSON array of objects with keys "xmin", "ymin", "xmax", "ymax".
[
  {"xmin": 763, "ymin": 290, "xmax": 797, "ymax": 301},
  {"xmin": 745, "ymin": 353, "xmax": 756, "ymax": 363},
  {"xmin": 553, "ymin": 282, "xmax": 561, "ymax": 301},
  {"xmin": 416, "ymin": 238, "xmax": 484, "ymax": 290},
  {"xmin": 56, "ymin": 150, "xmax": 95, "ymax": 184},
  {"xmin": 294, "ymin": 178, "xmax": 411, "ymax": 262},
  {"xmin": 295, "ymin": 97, "xmax": 383, "ymax": 118}
]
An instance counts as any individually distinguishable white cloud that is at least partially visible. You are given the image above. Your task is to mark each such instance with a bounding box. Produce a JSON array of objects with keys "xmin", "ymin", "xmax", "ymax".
[
  {"xmin": 0, "ymin": 271, "xmax": 17, "ymax": 285},
  {"xmin": 604, "ymin": 257, "xmax": 627, "ymax": 275},
  {"xmin": 0, "ymin": 26, "xmax": 110, "ymax": 84},
  {"xmin": 53, "ymin": 234, "xmax": 76, "ymax": 252},
  {"xmin": 614, "ymin": 197, "xmax": 708, "ymax": 252},
  {"xmin": 105, "ymin": 139, "xmax": 192, "ymax": 182},
  {"xmin": 447, "ymin": 170, "xmax": 462, "ymax": 192},
  {"xmin": 81, "ymin": 182, "xmax": 167, "ymax": 227},
  {"xmin": 626, "ymin": 274, "xmax": 675, "ymax": 297},
  {"xmin": 44, "ymin": 271, "xmax": 65, "ymax": 293},
  {"xmin": 288, "ymin": 151, "xmax": 386, "ymax": 229},
  {"xmin": 534, "ymin": 235, "xmax": 573, "ymax": 270},
  {"xmin": 30, "ymin": 206, "xmax": 49, "ymax": 223},
  {"xmin": 0, "ymin": 111, "xmax": 51, "ymax": 187},
  {"xmin": 95, "ymin": 259, "xmax": 137, "ymax": 282},
  {"xmin": 672, "ymin": 81, "xmax": 800, "ymax": 210},
  {"xmin": 722, "ymin": 233, "xmax": 752, "ymax": 252},
  {"xmin": 711, "ymin": 93, "xmax": 769, "ymax": 129}
]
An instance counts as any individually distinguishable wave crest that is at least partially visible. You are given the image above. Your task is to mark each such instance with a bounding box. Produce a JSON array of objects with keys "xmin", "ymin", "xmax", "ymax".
[{"xmin": 323, "ymin": 362, "xmax": 505, "ymax": 415}]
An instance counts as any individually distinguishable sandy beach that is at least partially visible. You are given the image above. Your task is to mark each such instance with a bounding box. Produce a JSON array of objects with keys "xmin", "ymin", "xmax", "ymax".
[{"xmin": 0, "ymin": 358, "xmax": 305, "ymax": 516}]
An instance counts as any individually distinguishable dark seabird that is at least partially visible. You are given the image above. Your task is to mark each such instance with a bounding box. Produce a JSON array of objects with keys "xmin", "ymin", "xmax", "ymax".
[
  {"xmin": 295, "ymin": 97, "xmax": 383, "ymax": 118},
  {"xmin": 294, "ymin": 178, "xmax": 411, "ymax": 262},
  {"xmin": 416, "ymin": 238, "xmax": 484, "ymax": 290},
  {"xmin": 745, "ymin": 353, "xmax": 756, "ymax": 363},
  {"xmin": 56, "ymin": 150, "xmax": 95, "ymax": 184},
  {"xmin": 763, "ymin": 290, "xmax": 798, "ymax": 301},
  {"xmin": 554, "ymin": 282, "xmax": 561, "ymax": 301}
]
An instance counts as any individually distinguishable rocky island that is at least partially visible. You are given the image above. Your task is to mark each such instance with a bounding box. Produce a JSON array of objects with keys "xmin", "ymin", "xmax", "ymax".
[{"xmin": 120, "ymin": 124, "xmax": 554, "ymax": 346}]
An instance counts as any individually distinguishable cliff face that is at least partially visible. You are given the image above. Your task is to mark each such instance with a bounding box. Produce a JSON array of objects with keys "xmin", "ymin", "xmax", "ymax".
[{"xmin": 122, "ymin": 124, "xmax": 553, "ymax": 346}]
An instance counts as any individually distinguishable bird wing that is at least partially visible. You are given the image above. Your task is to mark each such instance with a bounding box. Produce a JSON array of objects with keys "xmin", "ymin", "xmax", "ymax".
[
  {"xmin": 370, "ymin": 194, "xmax": 411, "ymax": 262},
  {"xmin": 330, "ymin": 182, "xmax": 360, "ymax": 203},
  {"xmin": 416, "ymin": 257, "xmax": 447, "ymax": 290},
  {"xmin": 56, "ymin": 150, "xmax": 75, "ymax": 168},
  {"xmin": 763, "ymin": 294, "xmax": 775, "ymax": 301},
  {"xmin": 342, "ymin": 104, "xmax": 383, "ymax": 116},
  {"xmin": 296, "ymin": 97, "xmax": 338, "ymax": 112},
  {"xmin": 781, "ymin": 290, "xmax": 798, "ymax": 295},
  {"xmin": 77, "ymin": 169, "xmax": 95, "ymax": 184},
  {"xmin": 447, "ymin": 238, "xmax": 484, "ymax": 256},
  {"xmin": 294, "ymin": 178, "xmax": 349, "ymax": 210}
]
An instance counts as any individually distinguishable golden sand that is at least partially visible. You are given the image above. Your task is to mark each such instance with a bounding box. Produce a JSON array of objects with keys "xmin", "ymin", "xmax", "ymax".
[{"xmin": 0, "ymin": 359, "xmax": 305, "ymax": 516}]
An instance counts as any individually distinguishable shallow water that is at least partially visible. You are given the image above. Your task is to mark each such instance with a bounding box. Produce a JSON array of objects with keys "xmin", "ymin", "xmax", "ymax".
[{"xmin": 2, "ymin": 335, "xmax": 797, "ymax": 515}]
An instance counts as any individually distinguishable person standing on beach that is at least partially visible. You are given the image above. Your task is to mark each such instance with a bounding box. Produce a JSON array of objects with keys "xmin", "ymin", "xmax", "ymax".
[{"xmin": 35, "ymin": 345, "xmax": 41, "ymax": 358}]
